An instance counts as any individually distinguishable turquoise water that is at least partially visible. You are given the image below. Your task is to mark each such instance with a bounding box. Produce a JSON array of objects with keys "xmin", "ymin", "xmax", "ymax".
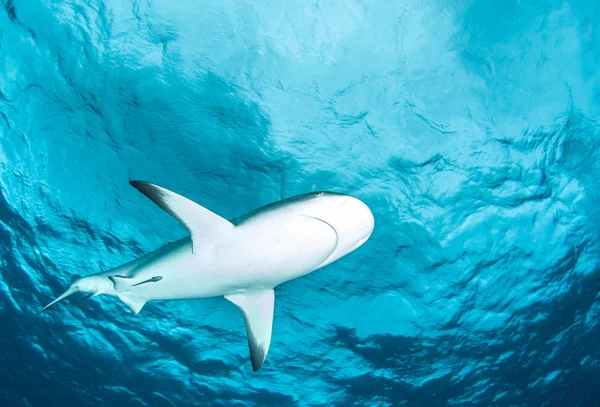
[{"xmin": 1, "ymin": 0, "xmax": 600, "ymax": 405}]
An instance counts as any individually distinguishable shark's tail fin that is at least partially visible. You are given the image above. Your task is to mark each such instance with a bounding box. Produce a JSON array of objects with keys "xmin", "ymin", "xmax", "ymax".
[{"xmin": 40, "ymin": 285, "xmax": 80, "ymax": 313}]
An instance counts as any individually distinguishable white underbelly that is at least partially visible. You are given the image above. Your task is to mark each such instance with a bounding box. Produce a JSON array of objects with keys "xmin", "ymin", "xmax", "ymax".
[
  {"xmin": 228, "ymin": 214, "xmax": 338, "ymax": 286},
  {"xmin": 127, "ymin": 215, "xmax": 339, "ymax": 300}
]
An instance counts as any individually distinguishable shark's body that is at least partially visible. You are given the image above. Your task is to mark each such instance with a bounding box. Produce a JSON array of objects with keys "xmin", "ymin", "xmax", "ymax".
[{"xmin": 43, "ymin": 181, "xmax": 375, "ymax": 371}]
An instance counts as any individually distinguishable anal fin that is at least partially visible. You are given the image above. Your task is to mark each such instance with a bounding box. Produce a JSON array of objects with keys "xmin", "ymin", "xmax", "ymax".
[
  {"xmin": 118, "ymin": 294, "xmax": 147, "ymax": 316},
  {"xmin": 225, "ymin": 289, "xmax": 275, "ymax": 372},
  {"xmin": 108, "ymin": 275, "xmax": 132, "ymax": 291}
]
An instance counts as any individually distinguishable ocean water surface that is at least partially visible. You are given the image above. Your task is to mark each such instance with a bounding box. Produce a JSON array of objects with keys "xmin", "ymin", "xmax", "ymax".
[{"xmin": 1, "ymin": 0, "xmax": 600, "ymax": 405}]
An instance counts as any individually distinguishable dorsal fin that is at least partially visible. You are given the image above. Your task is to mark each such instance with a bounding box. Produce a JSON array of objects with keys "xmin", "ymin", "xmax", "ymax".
[
  {"xmin": 130, "ymin": 181, "xmax": 234, "ymax": 255},
  {"xmin": 225, "ymin": 289, "xmax": 275, "ymax": 372}
]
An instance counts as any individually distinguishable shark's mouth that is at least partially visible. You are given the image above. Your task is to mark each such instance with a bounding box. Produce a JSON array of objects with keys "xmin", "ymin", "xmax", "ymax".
[
  {"xmin": 349, "ymin": 236, "xmax": 369, "ymax": 253},
  {"xmin": 307, "ymin": 216, "xmax": 340, "ymax": 268}
]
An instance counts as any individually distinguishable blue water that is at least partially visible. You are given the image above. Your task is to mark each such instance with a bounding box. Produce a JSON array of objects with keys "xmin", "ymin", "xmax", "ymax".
[{"xmin": 1, "ymin": 0, "xmax": 600, "ymax": 405}]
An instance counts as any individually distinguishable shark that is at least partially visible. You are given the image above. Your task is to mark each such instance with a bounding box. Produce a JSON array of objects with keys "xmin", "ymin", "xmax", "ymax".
[{"xmin": 41, "ymin": 181, "xmax": 375, "ymax": 371}]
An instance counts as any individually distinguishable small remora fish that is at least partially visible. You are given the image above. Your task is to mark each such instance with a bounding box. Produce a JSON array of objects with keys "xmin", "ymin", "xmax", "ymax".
[{"xmin": 132, "ymin": 276, "xmax": 163, "ymax": 287}]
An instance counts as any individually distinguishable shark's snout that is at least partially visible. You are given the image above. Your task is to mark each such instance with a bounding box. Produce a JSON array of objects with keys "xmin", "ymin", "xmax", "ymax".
[
  {"xmin": 347, "ymin": 196, "xmax": 375, "ymax": 251},
  {"xmin": 310, "ymin": 194, "xmax": 375, "ymax": 267}
]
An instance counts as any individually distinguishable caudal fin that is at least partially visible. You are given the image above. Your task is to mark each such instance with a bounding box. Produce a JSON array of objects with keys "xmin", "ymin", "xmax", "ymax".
[{"xmin": 40, "ymin": 286, "xmax": 79, "ymax": 313}]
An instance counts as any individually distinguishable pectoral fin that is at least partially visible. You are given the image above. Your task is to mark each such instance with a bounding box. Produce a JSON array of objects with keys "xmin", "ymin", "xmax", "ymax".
[
  {"xmin": 225, "ymin": 289, "xmax": 275, "ymax": 372},
  {"xmin": 130, "ymin": 181, "xmax": 234, "ymax": 255}
]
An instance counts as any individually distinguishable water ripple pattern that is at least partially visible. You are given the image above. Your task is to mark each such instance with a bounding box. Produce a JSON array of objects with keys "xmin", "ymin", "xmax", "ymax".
[{"xmin": 1, "ymin": 0, "xmax": 599, "ymax": 406}]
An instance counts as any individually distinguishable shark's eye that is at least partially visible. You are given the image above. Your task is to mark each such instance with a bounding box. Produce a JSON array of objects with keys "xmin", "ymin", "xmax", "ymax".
[{"xmin": 313, "ymin": 192, "xmax": 324, "ymax": 197}]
